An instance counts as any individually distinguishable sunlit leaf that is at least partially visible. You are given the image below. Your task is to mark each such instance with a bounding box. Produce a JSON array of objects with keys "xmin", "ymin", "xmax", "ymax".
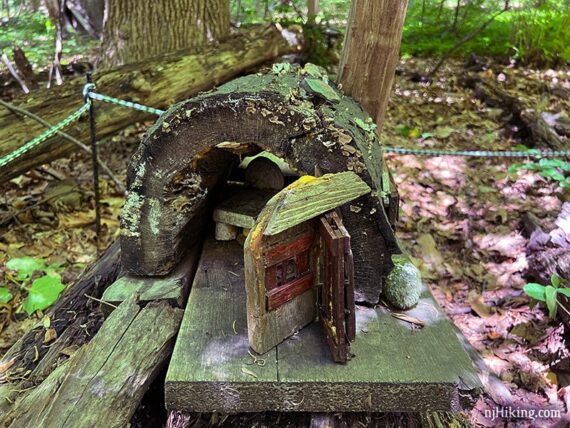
[
  {"xmin": 0, "ymin": 288, "xmax": 13, "ymax": 304},
  {"xmin": 545, "ymin": 286, "xmax": 557, "ymax": 319},
  {"xmin": 551, "ymin": 274, "xmax": 561, "ymax": 288},
  {"xmin": 22, "ymin": 276, "xmax": 65, "ymax": 316},
  {"xmin": 523, "ymin": 283, "xmax": 546, "ymax": 302},
  {"xmin": 6, "ymin": 257, "xmax": 46, "ymax": 281}
]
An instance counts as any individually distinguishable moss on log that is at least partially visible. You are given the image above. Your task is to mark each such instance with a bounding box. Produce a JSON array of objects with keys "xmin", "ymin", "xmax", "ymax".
[
  {"xmin": 121, "ymin": 63, "xmax": 400, "ymax": 304},
  {"xmin": 2, "ymin": 296, "xmax": 182, "ymax": 428}
]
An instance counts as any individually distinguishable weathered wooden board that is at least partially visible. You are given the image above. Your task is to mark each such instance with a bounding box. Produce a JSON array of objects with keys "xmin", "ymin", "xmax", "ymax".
[
  {"xmin": 165, "ymin": 237, "xmax": 481, "ymax": 413},
  {"xmin": 264, "ymin": 172, "xmax": 371, "ymax": 236},
  {"xmin": 165, "ymin": 238, "xmax": 278, "ymax": 413},
  {"xmin": 101, "ymin": 244, "xmax": 201, "ymax": 309},
  {"xmin": 3, "ymin": 296, "xmax": 183, "ymax": 427}
]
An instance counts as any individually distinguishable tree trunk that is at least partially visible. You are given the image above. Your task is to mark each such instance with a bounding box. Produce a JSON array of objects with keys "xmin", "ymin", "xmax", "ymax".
[
  {"xmin": 337, "ymin": 0, "xmax": 408, "ymax": 131},
  {"xmin": 99, "ymin": 0, "xmax": 230, "ymax": 68},
  {"xmin": 307, "ymin": 0, "xmax": 319, "ymax": 22},
  {"xmin": 0, "ymin": 25, "xmax": 300, "ymax": 184}
]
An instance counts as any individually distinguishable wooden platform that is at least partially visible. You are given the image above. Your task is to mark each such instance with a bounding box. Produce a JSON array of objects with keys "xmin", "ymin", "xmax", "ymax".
[{"xmin": 165, "ymin": 237, "xmax": 481, "ymax": 413}]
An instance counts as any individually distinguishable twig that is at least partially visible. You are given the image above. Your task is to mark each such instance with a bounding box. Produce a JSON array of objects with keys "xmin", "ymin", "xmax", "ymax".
[
  {"xmin": 84, "ymin": 294, "xmax": 117, "ymax": 309},
  {"xmin": 1, "ymin": 52, "xmax": 29, "ymax": 94},
  {"xmin": 0, "ymin": 99, "xmax": 126, "ymax": 195},
  {"xmin": 428, "ymin": 4, "xmax": 509, "ymax": 77}
]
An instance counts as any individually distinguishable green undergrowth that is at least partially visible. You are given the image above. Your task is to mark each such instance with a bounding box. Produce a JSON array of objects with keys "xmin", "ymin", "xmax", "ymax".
[{"xmin": 0, "ymin": 10, "xmax": 97, "ymax": 71}]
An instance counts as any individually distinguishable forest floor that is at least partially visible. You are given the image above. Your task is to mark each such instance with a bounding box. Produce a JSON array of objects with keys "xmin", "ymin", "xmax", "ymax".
[{"xmin": 0, "ymin": 58, "xmax": 569, "ymax": 427}]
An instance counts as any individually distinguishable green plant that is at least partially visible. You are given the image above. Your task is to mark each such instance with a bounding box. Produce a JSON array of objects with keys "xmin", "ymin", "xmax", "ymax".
[
  {"xmin": 523, "ymin": 274, "xmax": 570, "ymax": 319},
  {"xmin": 5, "ymin": 256, "xmax": 66, "ymax": 315},
  {"xmin": 508, "ymin": 158, "xmax": 570, "ymax": 188}
]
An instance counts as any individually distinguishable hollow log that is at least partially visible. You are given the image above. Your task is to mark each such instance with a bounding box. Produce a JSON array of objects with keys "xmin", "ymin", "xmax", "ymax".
[
  {"xmin": 120, "ymin": 64, "xmax": 400, "ymax": 304},
  {"xmin": 0, "ymin": 25, "xmax": 300, "ymax": 183}
]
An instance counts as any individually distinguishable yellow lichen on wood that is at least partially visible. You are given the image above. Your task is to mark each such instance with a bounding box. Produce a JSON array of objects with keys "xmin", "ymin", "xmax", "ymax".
[{"xmin": 264, "ymin": 172, "xmax": 371, "ymax": 236}]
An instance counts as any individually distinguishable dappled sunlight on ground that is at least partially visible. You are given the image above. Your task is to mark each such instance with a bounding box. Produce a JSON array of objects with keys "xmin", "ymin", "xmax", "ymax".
[{"xmin": 385, "ymin": 59, "xmax": 569, "ymax": 425}]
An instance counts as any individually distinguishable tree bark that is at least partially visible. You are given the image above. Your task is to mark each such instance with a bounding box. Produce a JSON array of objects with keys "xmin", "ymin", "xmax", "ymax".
[
  {"xmin": 337, "ymin": 0, "xmax": 408, "ymax": 131},
  {"xmin": 99, "ymin": 0, "xmax": 230, "ymax": 68},
  {"xmin": 0, "ymin": 25, "xmax": 300, "ymax": 184},
  {"xmin": 307, "ymin": 0, "xmax": 319, "ymax": 22}
]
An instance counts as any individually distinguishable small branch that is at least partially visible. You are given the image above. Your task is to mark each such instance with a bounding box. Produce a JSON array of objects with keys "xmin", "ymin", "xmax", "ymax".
[
  {"xmin": 428, "ymin": 5, "xmax": 509, "ymax": 78},
  {"xmin": 84, "ymin": 294, "xmax": 117, "ymax": 309},
  {"xmin": 1, "ymin": 52, "xmax": 29, "ymax": 94},
  {"xmin": 0, "ymin": 99, "xmax": 126, "ymax": 195}
]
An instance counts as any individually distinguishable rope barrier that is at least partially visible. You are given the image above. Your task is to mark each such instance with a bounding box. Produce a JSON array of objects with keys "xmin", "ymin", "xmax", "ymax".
[
  {"xmin": 383, "ymin": 147, "xmax": 570, "ymax": 158},
  {"xmin": 1, "ymin": 82, "xmax": 569, "ymax": 171},
  {"xmin": 84, "ymin": 83, "xmax": 165, "ymax": 116},
  {"xmin": 0, "ymin": 101, "xmax": 91, "ymax": 168}
]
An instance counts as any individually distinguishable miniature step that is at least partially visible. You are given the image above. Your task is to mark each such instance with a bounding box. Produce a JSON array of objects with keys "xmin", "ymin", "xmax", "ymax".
[{"xmin": 101, "ymin": 245, "xmax": 201, "ymax": 310}]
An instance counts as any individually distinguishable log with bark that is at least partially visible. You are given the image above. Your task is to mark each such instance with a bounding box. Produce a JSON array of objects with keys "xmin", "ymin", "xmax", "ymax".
[
  {"xmin": 461, "ymin": 73, "xmax": 568, "ymax": 151},
  {"xmin": 119, "ymin": 64, "xmax": 400, "ymax": 304},
  {"xmin": 0, "ymin": 241, "xmax": 121, "ymax": 415},
  {"xmin": 0, "ymin": 25, "xmax": 301, "ymax": 183}
]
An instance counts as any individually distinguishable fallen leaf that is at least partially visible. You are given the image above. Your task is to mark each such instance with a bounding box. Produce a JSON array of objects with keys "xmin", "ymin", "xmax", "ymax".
[
  {"xmin": 467, "ymin": 291, "xmax": 493, "ymax": 318},
  {"xmin": 43, "ymin": 328, "xmax": 57, "ymax": 344},
  {"xmin": 416, "ymin": 234, "xmax": 444, "ymax": 266}
]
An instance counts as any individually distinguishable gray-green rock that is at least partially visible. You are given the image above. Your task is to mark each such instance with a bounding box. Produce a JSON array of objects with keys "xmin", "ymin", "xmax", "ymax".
[{"xmin": 383, "ymin": 254, "xmax": 422, "ymax": 310}]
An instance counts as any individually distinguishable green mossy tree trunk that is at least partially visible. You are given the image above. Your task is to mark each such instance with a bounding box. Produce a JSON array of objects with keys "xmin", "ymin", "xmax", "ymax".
[{"xmin": 99, "ymin": 0, "xmax": 230, "ymax": 68}]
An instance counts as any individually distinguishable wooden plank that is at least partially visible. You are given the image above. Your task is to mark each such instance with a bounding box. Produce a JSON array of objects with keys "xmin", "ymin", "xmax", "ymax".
[
  {"xmin": 264, "ymin": 172, "xmax": 371, "ymax": 236},
  {"xmin": 165, "ymin": 238, "xmax": 481, "ymax": 413},
  {"xmin": 278, "ymin": 289, "xmax": 482, "ymax": 412},
  {"xmin": 101, "ymin": 244, "xmax": 201, "ymax": 309},
  {"xmin": 4, "ymin": 296, "xmax": 183, "ymax": 427},
  {"xmin": 213, "ymin": 188, "xmax": 275, "ymax": 229},
  {"xmin": 165, "ymin": 238, "xmax": 279, "ymax": 413}
]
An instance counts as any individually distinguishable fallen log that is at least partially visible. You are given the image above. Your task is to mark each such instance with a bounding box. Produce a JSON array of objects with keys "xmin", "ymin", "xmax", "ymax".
[
  {"xmin": 461, "ymin": 73, "xmax": 567, "ymax": 151},
  {"xmin": 0, "ymin": 25, "xmax": 300, "ymax": 183},
  {"xmin": 0, "ymin": 240, "xmax": 121, "ymax": 410},
  {"xmin": 1, "ymin": 296, "xmax": 182, "ymax": 428}
]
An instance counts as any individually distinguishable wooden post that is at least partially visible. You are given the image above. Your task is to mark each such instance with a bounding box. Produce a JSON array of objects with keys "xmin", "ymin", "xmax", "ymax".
[{"xmin": 337, "ymin": 0, "xmax": 408, "ymax": 130}]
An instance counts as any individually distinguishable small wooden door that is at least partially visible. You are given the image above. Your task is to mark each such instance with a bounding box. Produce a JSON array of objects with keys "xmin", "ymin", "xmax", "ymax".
[
  {"xmin": 264, "ymin": 227, "xmax": 315, "ymax": 311},
  {"xmin": 318, "ymin": 211, "xmax": 356, "ymax": 363},
  {"xmin": 245, "ymin": 172, "xmax": 368, "ymax": 357}
]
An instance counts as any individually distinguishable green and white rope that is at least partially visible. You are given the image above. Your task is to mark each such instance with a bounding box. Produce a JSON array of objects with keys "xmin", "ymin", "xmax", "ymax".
[
  {"xmin": 84, "ymin": 84, "xmax": 165, "ymax": 116},
  {"xmin": 384, "ymin": 147, "xmax": 570, "ymax": 158},
  {"xmin": 2, "ymin": 83, "xmax": 568, "ymax": 171},
  {"xmin": 0, "ymin": 101, "xmax": 91, "ymax": 168}
]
